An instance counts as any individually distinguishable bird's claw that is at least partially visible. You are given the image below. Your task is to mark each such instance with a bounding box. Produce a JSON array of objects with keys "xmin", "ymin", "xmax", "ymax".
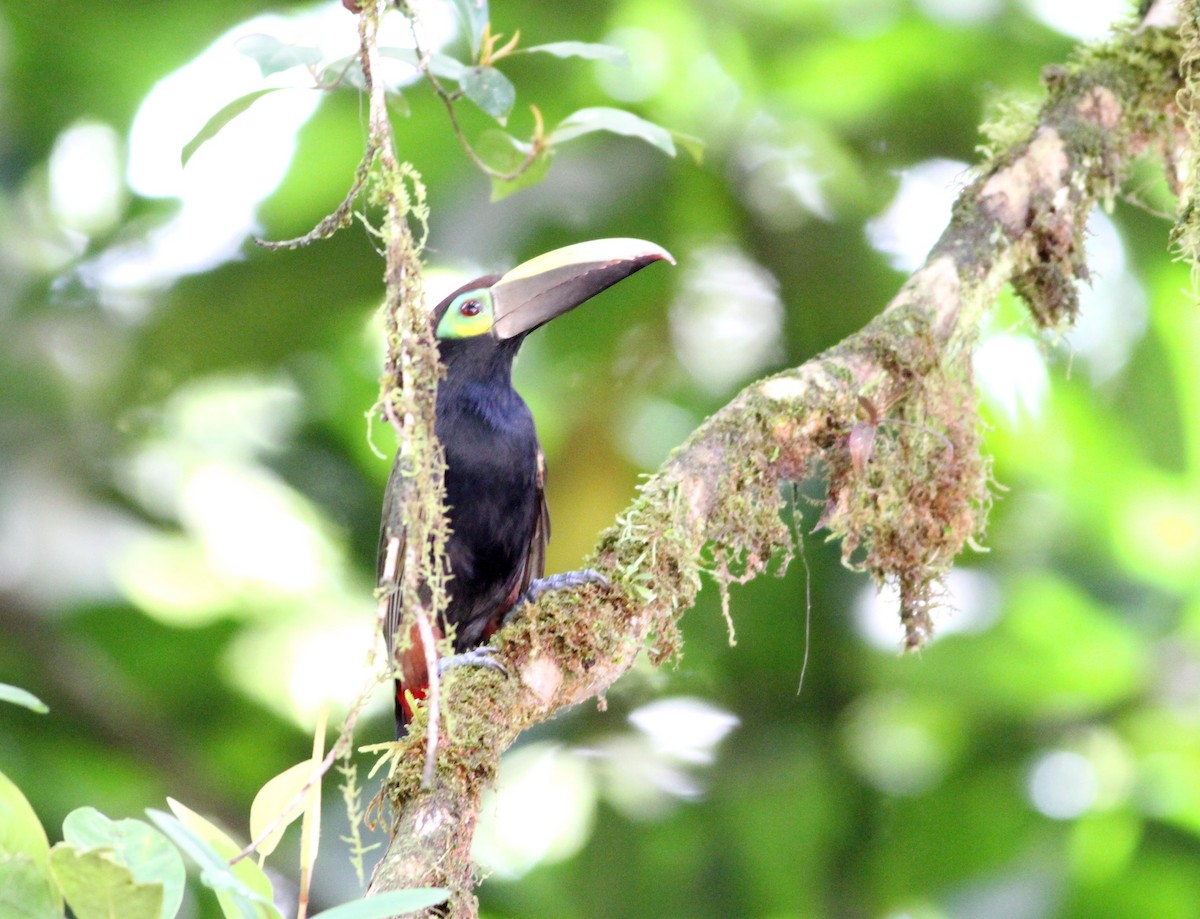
[
  {"xmin": 436, "ymin": 646, "xmax": 508, "ymax": 678},
  {"xmin": 518, "ymin": 568, "xmax": 610, "ymax": 608},
  {"xmin": 504, "ymin": 569, "xmax": 610, "ymax": 628}
]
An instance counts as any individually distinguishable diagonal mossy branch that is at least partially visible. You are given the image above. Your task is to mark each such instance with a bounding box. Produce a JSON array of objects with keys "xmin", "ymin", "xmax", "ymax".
[{"xmin": 368, "ymin": 9, "xmax": 1188, "ymax": 919}]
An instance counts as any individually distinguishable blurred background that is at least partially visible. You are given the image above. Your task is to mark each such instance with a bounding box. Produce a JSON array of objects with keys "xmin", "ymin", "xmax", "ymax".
[{"xmin": 3, "ymin": 0, "xmax": 1199, "ymax": 916}]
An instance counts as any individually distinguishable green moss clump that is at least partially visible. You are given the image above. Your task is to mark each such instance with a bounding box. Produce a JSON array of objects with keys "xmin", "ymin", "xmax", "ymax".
[{"xmin": 820, "ymin": 324, "xmax": 991, "ymax": 649}]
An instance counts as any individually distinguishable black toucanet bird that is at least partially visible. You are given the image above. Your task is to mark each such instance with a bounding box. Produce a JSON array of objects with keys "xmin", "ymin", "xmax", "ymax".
[{"xmin": 378, "ymin": 237, "xmax": 674, "ymax": 736}]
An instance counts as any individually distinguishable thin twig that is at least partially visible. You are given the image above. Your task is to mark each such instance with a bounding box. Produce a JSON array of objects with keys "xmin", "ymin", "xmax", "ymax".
[
  {"xmin": 406, "ymin": 8, "xmax": 543, "ymax": 182},
  {"xmin": 295, "ymin": 707, "xmax": 327, "ymax": 919},
  {"xmin": 789, "ymin": 484, "xmax": 813, "ymax": 696},
  {"xmin": 229, "ymin": 679, "xmax": 378, "ymax": 866},
  {"xmin": 255, "ymin": 148, "xmax": 376, "ymax": 250}
]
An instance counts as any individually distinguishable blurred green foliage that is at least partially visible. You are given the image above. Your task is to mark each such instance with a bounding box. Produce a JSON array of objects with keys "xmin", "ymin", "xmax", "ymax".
[{"xmin": 3, "ymin": 1, "xmax": 1200, "ymax": 918}]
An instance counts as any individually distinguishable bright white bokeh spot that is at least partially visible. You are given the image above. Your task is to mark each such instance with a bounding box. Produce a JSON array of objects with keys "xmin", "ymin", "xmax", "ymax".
[
  {"xmin": 129, "ymin": 58, "xmax": 310, "ymax": 202},
  {"xmin": 117, "ymin": 458, "xmax": 339, "ymax": 618},
  {"xmin": 113, "ymin": 374, "xmax": 346, "ymax": 621},
  {"xmin": 224, "ymin": 614, "xmax": 380, "ymax": 725},
  {"xmin": 109, "ymin": 371, "xmax": 380, "ymax": 724},
  {"xmin": 285, "ymin": 620, "xmax": 376, "ymax": 719},
  {"xmin": 585, "ymin": 696, "xmax": 739, "ymax": 819},
  {"xmin": 591, "ymin": 734, "xmax": 702, "ymax": 817},
  {"xmin": 628, "ymin": 696, "xmax": 740, "ymax": 765},
  {"xmin": 117, "ymin": 375, "xmax": 301, "ymax": 519},
  {"xmin": 738, "ymin": 116, "xmax": 833, "ymax": 225},
  {"xmin": 179, "ymin": 462, "xmax": 330, "ymax": 592},
  {"xmin": 670, "ymin": 245, "xmax": 783, "ymax": 395},
  {"xmin": 975, "ymin": 332, "xmax": 1050, "ymax": 426},
  {"xmin": 1022, "ymin": 0, "xmax": 1129, "ymax": 40},
  {"xmin": 113, "ymin": 16, "xmax": 324, "ymax": 298},
  {"xmin": 88, "ymin": 2, "xmax": 453, "ymax": 309},
  {"xmin": 867, "ymin": 158, "xmax": 968, "ymax": 271},
  {"xmin": 473, "ymin": 743, "xmax": 598, "ymax": 879},
  {"xmin": 854, "ymin": 567, "xmax": 1002, "ymax": 651},
  {"xmin": 49, "ymin": 121, "xmax": 125, "ymax": 235},
  {"xmin": 126, "ymin": 3, "xmax": 439, "ymax": 200},
  {"xmin": 1029, "ymin": 750, "xmax": 1098, "ymax": 819}
]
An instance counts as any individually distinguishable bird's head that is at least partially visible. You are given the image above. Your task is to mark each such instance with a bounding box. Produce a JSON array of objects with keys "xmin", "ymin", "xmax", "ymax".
[{"xmin": 431, "ymin": 238, "xmax": 674, "ymax": 354}]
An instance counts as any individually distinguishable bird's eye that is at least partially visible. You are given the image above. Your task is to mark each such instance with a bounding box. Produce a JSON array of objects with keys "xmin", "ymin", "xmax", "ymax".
[{"xmin": 460, "ymin": 299, "xmax": 482, "ymax": 317}]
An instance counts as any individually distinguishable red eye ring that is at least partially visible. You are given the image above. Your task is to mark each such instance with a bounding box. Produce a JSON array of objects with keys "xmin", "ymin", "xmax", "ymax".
[{"xmin": 459, "ymin": 299, "xmax": 482, "ymax": 317}]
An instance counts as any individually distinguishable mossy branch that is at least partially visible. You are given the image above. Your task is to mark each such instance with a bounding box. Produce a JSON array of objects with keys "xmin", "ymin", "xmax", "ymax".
[{"xmin": 367, "ymin": 9, "xmax": 1189, "ymax": 919}]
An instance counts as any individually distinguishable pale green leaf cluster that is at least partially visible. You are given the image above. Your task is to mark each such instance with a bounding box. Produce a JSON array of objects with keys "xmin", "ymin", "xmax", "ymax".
[{"xmin": 0, "ymin": 758, "xmax": 446, "ymax": 919}]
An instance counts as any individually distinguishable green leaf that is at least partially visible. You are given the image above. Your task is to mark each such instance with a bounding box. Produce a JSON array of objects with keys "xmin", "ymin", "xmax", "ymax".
[
  {"xmin": 147, "ymin": 802, "xmax": 280, "ymax": 919},
  {"xmin": 377, "ymin": 47, "xmax": 466, "ymax": 81},
  {"xmin": 249, "ymin": 760, "xmax": 315, "ymax": 859},
  {"xmin": 181, "ymin": 89, "xmax": 285, "ymax": 168},
  {"xmin": 164, "ymin": 799, "xmax": 275, "ymax": 917},
  {"xmin": 0, "ymin": 856, "xmax": 62, "ymax": 919},
  {"xmin": 451, "ymin": 0, "xmax": 488, "ymax": 58},
  {"xmin": 317, "ymin": 55, "xmax": 368, "ymax": 91},
  {"xmin": 0, "ymin": 683, "xmax": 48, "ymax": 714},
  {"xmin": 49, "ymin": 844, "xmax": 163, "ymax": 919},
  {"xmin": 144, "ymin": 812, "xmax": 256, "ymax": 919},
  {"xmin": 309, "ymin": 889, "xmax": 451, "ymax": 919},
  {"xmin": 549, "ymin": 107, "xmax": 677, "ymax": 157},
  {"xmin": 0, "ymin": 769, "xmax": 53, "ymax": 877},
  {"xmin": 62, "ymin": 808, "xmax": 184, "ymax": 919},
  {"xmin": 518, "ymin": 42, "xmax": 629, "ymax": 67},
  {"xmin": 234, "ymin": 35, "xmax": 323, "ymax": 77},
  {"xmin": 461, "ymin": 66, "xmax": 515, "ymax": 123},
  {"xmin": 489, "ymin": 152, "xmax": 552, "ymax": 201},
  {"xmin": 0, "ymin": 772, "xmax": 60, "ymax": 915},
  {"xmin": 475, "ymin": 131, "xmax": 552, "ymax": 201}
]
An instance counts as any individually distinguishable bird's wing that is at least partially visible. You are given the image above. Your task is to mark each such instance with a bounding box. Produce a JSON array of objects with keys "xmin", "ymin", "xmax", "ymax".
[
  {"xmin": 378, "ymin": 457, "xmax": 407, "ymax": 667},
  {"xmin": 520, "ymin": 445, "xmax": 550, "ymax": 594}
]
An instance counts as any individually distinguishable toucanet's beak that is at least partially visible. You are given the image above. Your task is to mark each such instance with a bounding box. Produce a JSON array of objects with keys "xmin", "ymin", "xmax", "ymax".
[{"xmin": 490, "ymin": 238, "xmax": 674, "ymax": 340}]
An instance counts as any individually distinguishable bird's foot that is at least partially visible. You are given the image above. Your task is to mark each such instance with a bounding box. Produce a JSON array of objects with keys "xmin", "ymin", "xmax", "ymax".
[
  {"xmin": 436, "ymin": 646, "xmax": 508, "ymax": 678},
  {"xmin": 504, "ymin": 569, "xmax": 611, "ymax": 627}
]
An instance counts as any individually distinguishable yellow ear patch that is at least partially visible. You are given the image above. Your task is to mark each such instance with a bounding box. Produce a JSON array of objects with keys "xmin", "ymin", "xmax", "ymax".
[{"xmin": 436, "ymin": 289, "xmax": 495, "ymax": 339}]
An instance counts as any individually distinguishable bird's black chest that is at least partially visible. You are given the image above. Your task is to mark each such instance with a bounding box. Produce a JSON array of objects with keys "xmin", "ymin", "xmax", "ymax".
[{"xmin": 436, "ymin": 381, "xmax": 540, "ymax": 636}]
